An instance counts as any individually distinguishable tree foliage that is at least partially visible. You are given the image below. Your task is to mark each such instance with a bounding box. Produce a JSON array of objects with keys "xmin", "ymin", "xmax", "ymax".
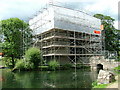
[
  {"xmin": 1, "ymin": 18, "xmax": 32, "ymax": 68},
  {"xmin": 94, "ymin": 14, "xmax": 120, "ymax": 57}
]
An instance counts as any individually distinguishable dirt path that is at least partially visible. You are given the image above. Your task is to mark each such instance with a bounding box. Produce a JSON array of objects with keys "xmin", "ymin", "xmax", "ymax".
[
  {"xmin": 106, "ymin": 75, "xmax": 119, "ymax": 89},
  {"xmin": 107, "ymin": 82, "xmax": 118, "ymax": 88}
]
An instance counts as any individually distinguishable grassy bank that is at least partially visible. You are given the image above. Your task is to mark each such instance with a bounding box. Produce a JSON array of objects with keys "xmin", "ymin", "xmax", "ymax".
[
  {"xmin": 93, "ymin": 84, "xmax": 108, "ymax": 88},
  {"xmin": 93, "ymin": 80, "xmax": 117, "ymax": 88}
]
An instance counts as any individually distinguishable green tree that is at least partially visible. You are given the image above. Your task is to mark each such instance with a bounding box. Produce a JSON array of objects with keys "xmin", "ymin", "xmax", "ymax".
[
  {"xmin": 1, "ymin": 18, "xmax": 32, "ymax": 68},
  {"xmin": 25, "ymin": 47, "xmax": 42, "ymax": 69},
  {"xmin": 94, "ymin": 14, "xmax": 120, "ymax": 57}
]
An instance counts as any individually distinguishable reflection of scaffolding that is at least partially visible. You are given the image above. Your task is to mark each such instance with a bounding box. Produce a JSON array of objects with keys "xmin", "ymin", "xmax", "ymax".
[{"xmin": 29, "ymin": 2, "xmax": 102, "ymax": 65}]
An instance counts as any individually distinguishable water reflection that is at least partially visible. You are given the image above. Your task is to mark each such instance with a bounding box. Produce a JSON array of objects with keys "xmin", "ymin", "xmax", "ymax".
[{"xmin": 2, "ymin": 69, "xmax": 97, "ymax": 88}]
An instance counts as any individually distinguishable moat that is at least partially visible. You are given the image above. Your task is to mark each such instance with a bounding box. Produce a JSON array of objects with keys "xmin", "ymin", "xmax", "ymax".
[{"xmin": 1, "ymin": 69, "xmax": 98, "ymax": 88}]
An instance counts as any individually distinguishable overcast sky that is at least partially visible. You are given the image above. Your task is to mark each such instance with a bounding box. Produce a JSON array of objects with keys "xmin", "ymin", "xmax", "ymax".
[{"xmin": 0, "ymin": 0, "xmax": 119, "ymax": 29}]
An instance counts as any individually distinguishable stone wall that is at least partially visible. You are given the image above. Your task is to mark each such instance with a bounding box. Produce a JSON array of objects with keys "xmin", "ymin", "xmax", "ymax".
[{"xmin": 90, "ymin": 56, "xmax": 120, "ymax": 70}]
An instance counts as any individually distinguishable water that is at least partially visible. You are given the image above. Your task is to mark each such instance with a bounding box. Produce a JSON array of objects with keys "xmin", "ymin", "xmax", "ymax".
[{"xmin": 1, "ymin": 69, "xmax": 97, "ymax": 88}]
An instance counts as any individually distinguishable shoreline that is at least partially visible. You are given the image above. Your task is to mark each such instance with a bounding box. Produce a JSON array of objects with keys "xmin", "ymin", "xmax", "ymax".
[
  {"xmin": 93, "ymin": 73, "xmax": 120, "ymax": 89},
  {"xmin": 106, "ymin": 75, "xmax": 119, "ymax": 89}
]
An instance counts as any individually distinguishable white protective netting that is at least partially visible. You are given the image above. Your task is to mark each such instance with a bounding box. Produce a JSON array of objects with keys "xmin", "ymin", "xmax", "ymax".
[{"xmin": 29, "ymin": 5, "xmax": 101, "ymax": 36}]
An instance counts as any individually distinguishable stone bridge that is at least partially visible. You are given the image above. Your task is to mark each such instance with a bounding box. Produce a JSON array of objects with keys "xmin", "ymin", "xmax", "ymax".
[{"xmin": 90, "ymin": 56, "xmax": 120, "ymax": 70}]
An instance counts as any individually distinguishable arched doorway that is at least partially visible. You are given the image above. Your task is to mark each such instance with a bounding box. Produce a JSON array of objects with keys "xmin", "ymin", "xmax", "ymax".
[
  {"xmin": 97, "ymin": 64, "xmax": 103, "ymax": 73},
  {"xmin": 97, "ymin": 64, "xmax": 103, "ymax": 70}
]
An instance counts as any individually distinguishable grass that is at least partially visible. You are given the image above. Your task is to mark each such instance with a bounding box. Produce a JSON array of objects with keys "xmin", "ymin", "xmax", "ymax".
[
  {"xmin": 114, "ymin": 65, "xmax": 120, "ymax": 70},
  {"xmin": 93, "ymin": 81, "xmax": 117, "ymax": 88},
  {"xmin": 114, "ymin": 65, "xmax": 120, "ymax": 74},
  {"xmin": 39, "ymin": 66, "xmax": 49, "ymax": 70},
  {"xmin": 93, "ymin": 84, "xmax": 108, "ymax": 88},
  {"xmin": 39, "ymin": 66, "xmax": 48, "ymax": 69},
  {"xmin": 92, "ymin": 81, "xmax": 109, "ymax": 88}
]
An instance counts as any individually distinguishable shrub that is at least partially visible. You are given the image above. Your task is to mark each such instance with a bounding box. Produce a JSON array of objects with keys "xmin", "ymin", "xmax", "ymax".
[
  {"xmin": 24, "ymin": 61, "xmax": 34, "ymax": 70},
  {"xmin": 25, "ymin": 47, "xmax": 42, "ymax": 69},
  {"xmin": 3, "ymin": 57, "xmax": 18, "ymax": 68},
  {"xmin": 49, "ymin": 60, "xmax": 60, "ymax": 71},
  {"xmin": 15, "ymin": 59, "xmax": 25, "ymax": 70},
  {"xmin": 14, "ymin": 59, "xmax": 34, "ymax": 70},
  {"xmin": 92, "ymin": 81, "xmax": 98, "ymax": 87}
]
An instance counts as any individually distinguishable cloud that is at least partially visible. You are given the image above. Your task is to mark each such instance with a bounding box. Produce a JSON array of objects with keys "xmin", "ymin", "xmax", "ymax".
[
  {"xmin": 0, "ymin": 0, "xmax": 49, "ymax": 20},
  {"xmin": 0, "ymin": 0, "xmax": 119, "ymax": 29},
  {"xmin": 84, "ymin": 0, "xmax": 118, "ymax": 13},
  {"xmin": 81, "ymin": 0, "xmax": 119, "ymax": 29}
]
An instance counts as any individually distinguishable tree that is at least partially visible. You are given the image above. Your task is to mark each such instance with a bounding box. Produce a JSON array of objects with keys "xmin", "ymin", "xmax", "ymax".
[
  {"xmin": 94, "ymin": 14, "xmax": 120, "ymax": 57},
  {"xmin": 1, "ymin": 18, "xmax": 32, "ymax": 68}
]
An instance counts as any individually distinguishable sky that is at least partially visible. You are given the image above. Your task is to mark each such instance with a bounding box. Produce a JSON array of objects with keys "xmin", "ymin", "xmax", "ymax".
[{"xmin": 0, "ymin": 0, "xmax": 119, "ymax": 29}]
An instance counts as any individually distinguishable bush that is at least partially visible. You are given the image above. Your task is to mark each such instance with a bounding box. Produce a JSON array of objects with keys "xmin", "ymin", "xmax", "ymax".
[
  {"xmin": 92, "ymin": 81, "xmax": 98, "ymax": 87},
  {"xmin": 24, "ymin": 61, "xmax": 34, "ymax": 70},
  {"xmin": 15, "ymin": 59, "xmax": 25, "ymax": 70},
  {"xmin": 49, "ymin": 60, "xmax": 60, "ymax": 71},
  {"xmin": 25, "ymin": 47, "xmax": 42, "ymax": 69},
  {"xmin": 14, "ymin": 59, "xmax": 34, "ymax": 70},
  {"xmin": 3, "ymin": 57, "xmax": 18, "ymax": 68},
  {"xmin": 13, "ymin": 47, "xmax": 42, "ymax": 70}
]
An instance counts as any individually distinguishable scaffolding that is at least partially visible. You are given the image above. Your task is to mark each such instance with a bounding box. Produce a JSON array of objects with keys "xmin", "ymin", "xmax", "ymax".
[{"xmin": 29, "ymin": 2, "xmax": 102, "ymax": 65}]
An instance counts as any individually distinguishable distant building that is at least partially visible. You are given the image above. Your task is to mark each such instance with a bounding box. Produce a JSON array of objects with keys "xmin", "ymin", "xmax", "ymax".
[
  {"xmin": 29, "ymin": 4, "xmax": 102, "ymax": 64},
  {"xmin": 0, "ymin": 53, "xmax": 3, "ymax": 59}
]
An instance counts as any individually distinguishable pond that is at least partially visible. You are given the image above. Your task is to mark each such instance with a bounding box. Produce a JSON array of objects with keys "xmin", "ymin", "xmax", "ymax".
[{"xmin": 1, "ymin": 69, "xmax": 98, "ymax": 89}]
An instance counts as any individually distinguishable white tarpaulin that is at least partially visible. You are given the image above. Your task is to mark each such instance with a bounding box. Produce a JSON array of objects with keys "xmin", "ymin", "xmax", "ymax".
[{"xmin": 29, "ymin": 5, "xmax": 101, "ymax": 35}]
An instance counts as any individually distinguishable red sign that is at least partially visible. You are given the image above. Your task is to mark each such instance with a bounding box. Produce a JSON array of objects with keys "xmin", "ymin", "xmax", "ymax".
[{"xmin": 94, "ymin": 30, "xmax": 101, "ymax": 34}]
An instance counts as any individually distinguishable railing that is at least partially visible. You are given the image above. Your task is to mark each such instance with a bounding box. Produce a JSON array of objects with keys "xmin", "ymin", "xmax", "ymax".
[{"xmin": 101, "ymin": 51, "xmax": 118, "ymax": 60}]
